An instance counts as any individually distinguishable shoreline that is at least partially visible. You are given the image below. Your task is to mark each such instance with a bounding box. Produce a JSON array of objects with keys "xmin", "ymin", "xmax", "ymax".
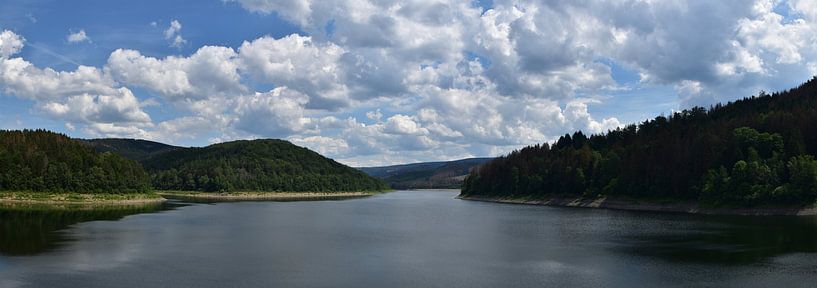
[
  {"xmin": 403, "ymin": 188, "xmax": 460, "ymax": 192},
  {"xmin": 0, "ymin": 192, "xmax": 166, "ymax": 206},
  {"xmin": 158, "ymin": 191, "xmax": 378, "ymax": 202},
  {"xmin": 458, "ymin": 195, "xmax": 817, "ymax": 216}
]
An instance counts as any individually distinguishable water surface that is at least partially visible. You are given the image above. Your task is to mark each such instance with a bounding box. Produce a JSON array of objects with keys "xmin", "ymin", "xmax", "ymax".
[{"xmin": 1, "ymin": 190, "xmax": 815, "ymax": 287}]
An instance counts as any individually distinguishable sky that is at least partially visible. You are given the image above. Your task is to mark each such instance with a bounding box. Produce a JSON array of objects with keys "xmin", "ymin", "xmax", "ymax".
[{"xmin": 1, "ymin": 0, "xmax": 816, "ymax": 166}]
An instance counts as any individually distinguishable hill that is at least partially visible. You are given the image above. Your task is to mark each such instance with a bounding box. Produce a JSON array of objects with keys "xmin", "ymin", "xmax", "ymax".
[
  {"xmin": 83, "ymin": 138, "xmax": 181, "ymax": 162},
  {"xmin": 0, "ymin": 130, "xmax": 150, "ymax": 193},
  {"xmin": 143, "ymin": 139, "xmax": 388, "ymax": 192},
  {"xmin": 359, "ymin": 158, "xmax": 493, "ymax": 189},
  {"xmin": 462, "ymin": 77, "xmax": 817, "ymax": 207}
]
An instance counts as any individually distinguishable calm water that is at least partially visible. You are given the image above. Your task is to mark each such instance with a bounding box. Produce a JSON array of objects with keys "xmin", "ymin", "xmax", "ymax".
[{"xmin": 0, "ymin": 190, "xmax": 816, "ymax": 287}]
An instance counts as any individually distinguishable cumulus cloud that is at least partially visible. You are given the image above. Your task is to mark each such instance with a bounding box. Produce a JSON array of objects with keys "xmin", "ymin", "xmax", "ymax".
[
  {"xmin": 164, "ymin": 20, "xmax": 186, "ymax": 48},
  {"xmin": 4, "ymin": 1, "xmax": 817, "ymax": 165},
  {"xmin": 106, "ymin": 46, "xmax": 244, "ymax": 102},
  {"xmin": 39, "ymin": 88, "xmax": 151, "ymax": 124},
  {"xmin": 0, "ymin": 32, "xmax": 152, "ymax": 135},
  {"xmin": 233, "ymin": 87, "xmax": 311, "ymax": 137},
  {"xmin": 383, "ymin": 114, "xmax": 424, "ymax": 135},
  {"xmin": 0, "ymin": 30, "xmax": 24, "ymax": 58},
  {"xmin": 290, "ymin": 135, "xmax": 350, "ymax": 156},
  {"xmin": 0, "ymin": 73, "xmax": 152, "ymax": 138},
  {"xmin": 67, "ymin": 29, "xmax": 90, "ymax": 43},
  {"xmin": 238, "ymin": 34, "xmax": 349, "ymax": 109},
  {"xmin": 0, "ymin": 58, "xmax": 120, "ymax": 101}
]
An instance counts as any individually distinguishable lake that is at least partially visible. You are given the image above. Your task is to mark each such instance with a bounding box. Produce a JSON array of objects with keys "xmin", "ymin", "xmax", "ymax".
[{"xmin": 1, "ymin": 190, "xmax": 816, "ymax": 287}]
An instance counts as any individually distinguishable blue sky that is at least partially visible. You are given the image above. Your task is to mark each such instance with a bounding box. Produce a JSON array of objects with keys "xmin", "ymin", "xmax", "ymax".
[{"xmin": 1, "ymin": 0, "xmax": 816, "ymax": 166}]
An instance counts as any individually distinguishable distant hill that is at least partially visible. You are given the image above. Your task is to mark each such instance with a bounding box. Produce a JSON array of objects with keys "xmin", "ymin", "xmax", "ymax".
[
  {"xmin": 142, "ymin": 139, "xmax": 388, "ymax": 192},
  {"xmin": 359, "ymin": 158, "xmax": 493, "ymax": 189},
  {"xmin": 0, "ymin": 130, "xmax": 150, "ymax": 193},
  {"xmin": 83, "ymin": 138, "xmax": 181, "ymax": 162},
  {"xmin": 463, "ymin": 77, "xmax": 817, "ymax": 207},
  {"xmin": 79, "ymin": 137, "xmax": 389, "ymax": 193}
]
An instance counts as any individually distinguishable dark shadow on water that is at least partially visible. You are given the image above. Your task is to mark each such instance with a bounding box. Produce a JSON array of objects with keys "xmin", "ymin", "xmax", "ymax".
[
  {"xmin": 0, "ymin": 202, "xmax": 185, "ymax": 256},
  {"xmin": 614, "ymin": 212, "xmax": 817, "ymax": 264}
]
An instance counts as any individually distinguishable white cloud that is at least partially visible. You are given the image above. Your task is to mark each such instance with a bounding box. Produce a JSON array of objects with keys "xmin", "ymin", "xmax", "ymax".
[
  {"xmin": 150, "ymin": 116, "xmax": 221, "ymax": 143},
  {"xmin": 0, "ymin": 30, "xmax": 24, "ymax": 58},
  {"xmin": 383, "ymin": 114, "xmax": 425, "ymax": 135},
  {"xmin": 676, "ymin": 80, "xmax": 716, "ymax": 108},
  {"xmin": 290, "ymin": 135, "xmax": 350, "ymax": 156},
  {"xmin": 227, "ymin": 0, "xmax": 312, "ymax": 26},
  {"xmin": 789, "ymin": 0, "xmax": 817, "ymax": 20},
  {"xmin": 0, "ymin": 40, "xmax": 152, "ymax": 135},
  {"xmin": 365, "ymin": 109, "xmax": 382, "ymax": 122},
  {"xmin": 164, "ymin": 20, "xmax": 186, "ymax": 48},
  {"xmin": 5, "ymin": 1, "xmax": 817, "ymax": 165},
  {"xmin": 83, "ymin": 123, "xmax": 150, "ymax": 139},
  {"xmin": 233, "ymin": 87, "xmax": 311, "ymax": 137},
  {"xmin": 106, "ymin": 46, "xmax": 245, "ymax": 103},
  {"xmin": 39, "ymin": 88, "xmax": 151, "ymax": 125},
  {"xmin": 238, "ymin": 34, "xmax": 349, "ymax": 109},
  {"xmin": 0, "ymin": 58, "xmax": 119, "ymax": 101},
  {"xmin": 0, "ymin": 67, "xmax": 152, "ymax": 139},
  {"xmin": 67, "ymin": 30, "xmax": 90, "ymax": 43}
]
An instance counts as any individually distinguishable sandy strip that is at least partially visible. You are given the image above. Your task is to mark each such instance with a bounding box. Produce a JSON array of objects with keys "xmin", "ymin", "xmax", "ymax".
[{"xmin": 158, "ymin": 191, "xmax": 376, "ymax": 202}]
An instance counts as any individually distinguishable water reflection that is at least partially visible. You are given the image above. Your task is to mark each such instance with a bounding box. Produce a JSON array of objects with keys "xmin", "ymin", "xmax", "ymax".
[
  {"xmin": 0, "ymin": 202, "xmax": 181, "ymax": 256},
  {"xmin": 615, "ymin": 213, "xmax": 817, "ymax": 264},
  {"xmin": 0, "ymin": 191, "xmax": 816, "ymax": 287}
]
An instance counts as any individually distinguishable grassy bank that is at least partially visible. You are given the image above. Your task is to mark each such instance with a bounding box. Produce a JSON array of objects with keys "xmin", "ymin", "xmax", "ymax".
[
  {"xmin": 0, "ymin": 191, "xmax": 165, "ymax": 205},
  {"xmin": 458, "ymin": 194, "xmax": 817, "ymax": 216},
  {"xmin": 157, "ymin": 191, "xmax": 382, "ymax": 202}
]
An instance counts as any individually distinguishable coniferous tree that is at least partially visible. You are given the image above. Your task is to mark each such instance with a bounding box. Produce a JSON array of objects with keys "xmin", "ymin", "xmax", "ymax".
[{"xmin": 462, "ymin": 77, "xmax": 817, "ymax": 206}]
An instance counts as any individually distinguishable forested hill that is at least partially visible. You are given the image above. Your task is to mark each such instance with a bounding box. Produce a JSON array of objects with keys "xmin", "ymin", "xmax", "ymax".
[
  {"xmin": 144, "ymin": 139, "xmax": 388, "ymax": 192},
  {"xmin": 359, "ymin": 158, "xmax": 493, "ymax": 189},
  {"xmin": 83, "ymin": 138, "xmax": 181, "ymax": 162},
  {"xmin": 0, "ymin": 131, "xmax": 386, "ymax": 193},
  {"xmin": 0, "ymin": 130, "xmax": 150, "ymax": 193},
  {"xmin": 462, "ymin": 77, "xmax": 817, "ymax": 206}
]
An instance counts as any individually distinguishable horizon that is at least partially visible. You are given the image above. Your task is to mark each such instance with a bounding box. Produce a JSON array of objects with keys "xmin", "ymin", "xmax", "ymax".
[{"xmin": 2, "ymin": 1, "xmax": 817, "ymax": 166}]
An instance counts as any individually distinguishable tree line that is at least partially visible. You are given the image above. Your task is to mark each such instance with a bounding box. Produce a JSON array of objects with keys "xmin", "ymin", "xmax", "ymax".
[
  {"xmin": 145, "ymin": 139, "xmax": 388, "ymax": 192},
  {"xmin": 0, "ymin": 130, "xmax": 150, "ymax": 193},
  {"xmin": 0, "ymin": 131, "xmax": 388, "ymax": 194},
  {"xmin": 462, "ymin": 77, "xmax": 817, "ymax": 206}
]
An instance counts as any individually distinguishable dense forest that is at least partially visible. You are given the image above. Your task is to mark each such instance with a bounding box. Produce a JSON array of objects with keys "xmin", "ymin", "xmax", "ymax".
[
  {"xmin": 462, "ymin": 77, "xmax": 817, "ymax": 206},
  {"xmin": 0, "ymin": 130, "xmax": 150, "ymax": 193},
  {"xmin": 142, "ymin": 139, "xmax": 388, "ymax": 192},
  {"xmin": 0, "ymin": 131, "xmax": 386, "ymax": 194},
  {"xmin": 83, "ymin": 138, "xmax": 181, "ymax": 162}
]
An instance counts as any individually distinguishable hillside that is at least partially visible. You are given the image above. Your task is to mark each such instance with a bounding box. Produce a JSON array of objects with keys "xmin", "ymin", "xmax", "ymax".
[
  {"xmin": 359, "ymin": 158, "xmax": 492, "ymax": 189},
  {"xmin": 462, "ymin": 77, "xmax": 817, "ymax": 207},
  {"xmin": 143, "ymin": 139, "xmax": 388, "ymax": 192},
  {"xmin": 83, "ymin": 138, "xmax": 181, "ymax": 162},
  {"xmin": 0, "ymin": 130, "xmax": 150, "ymax": 193}
]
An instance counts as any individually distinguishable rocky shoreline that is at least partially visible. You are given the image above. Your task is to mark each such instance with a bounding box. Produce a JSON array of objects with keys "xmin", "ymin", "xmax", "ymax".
[{"xmin": 458, "ymin": 195, "xmax": 817, "ymax": 216}]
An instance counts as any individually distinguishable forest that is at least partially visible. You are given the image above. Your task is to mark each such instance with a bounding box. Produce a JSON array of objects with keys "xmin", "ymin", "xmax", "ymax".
[
  {"xmin": 0, "ymin": 131, "xmax": 387, "ymax": 194},
  {"xmin": 0, "ymin": 130, "xmax": 150, "ymax": 193},
  {"xmin": 144, "ymin": 139, "xmax": 389, "ymax": 192},
  {"xmin": 462, "ymin": 77, "xmax": 817, "ymax": 206}
]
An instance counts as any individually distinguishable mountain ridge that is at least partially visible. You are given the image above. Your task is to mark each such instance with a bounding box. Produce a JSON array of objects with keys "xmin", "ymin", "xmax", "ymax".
[
  {"xmin": 86, "ymin": 138, "xmax": 388, "ymax": 192},
  {"xmin": 359, "ymin": 157, "xmax": 493, "ymax": 189}
]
